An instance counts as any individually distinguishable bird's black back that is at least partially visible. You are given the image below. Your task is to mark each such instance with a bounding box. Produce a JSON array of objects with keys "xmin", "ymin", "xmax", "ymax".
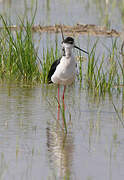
[{"xmin": 47, "ymin": 58, "xmax": 61, "ymax": 84}]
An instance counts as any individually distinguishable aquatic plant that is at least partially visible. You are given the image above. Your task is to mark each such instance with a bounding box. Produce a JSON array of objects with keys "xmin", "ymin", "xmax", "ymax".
[
  {"xmin": 84, "ymin": 38, "xmax": 122, "ymax": 95},
  {"xmin": 39, "ymin": 45, "xmax": 60, "ymax": 84},
  {"xmin": 0, "ymin": 15, "xmax": 41, "ymax": 83}
]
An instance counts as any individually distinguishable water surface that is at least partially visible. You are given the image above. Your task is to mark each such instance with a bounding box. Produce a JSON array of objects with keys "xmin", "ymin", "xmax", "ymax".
[{"xmin": 0, "ymin": 84, "xmax": 124, "ymax": 180}]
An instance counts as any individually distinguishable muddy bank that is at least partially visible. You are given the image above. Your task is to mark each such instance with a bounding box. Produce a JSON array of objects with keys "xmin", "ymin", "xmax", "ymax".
[
  {"xmin": 0, "ymin": 24, "xmax": 121, "ymax": 37},
  {"xmin": 32, "ymin": 24, "xmax": 120, "ymax": 37}
]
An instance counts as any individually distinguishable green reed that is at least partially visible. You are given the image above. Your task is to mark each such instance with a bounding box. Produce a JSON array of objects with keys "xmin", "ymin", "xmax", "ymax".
[
  {"xmin": 84, "ymin": 38, "xmax": 122, "ymax": 95},
  {"xmin": 39, "ymin": 45, "xmax": 60, "ymax": 83},
  {"xmin": 0, "ymin": 15, "xmax": 41, "ymax": 83}
]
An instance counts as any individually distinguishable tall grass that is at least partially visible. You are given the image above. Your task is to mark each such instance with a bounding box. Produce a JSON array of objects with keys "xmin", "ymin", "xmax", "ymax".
[
  {"xmin": 0, "ymin": 15, "xmax": 41, "ymax": 83},
  {"xmin": 0, "ymin": 15, "xmax": 61, "ymax": 84},
  {"xmin": 84, "ymin": 38, "xmax": 122, "ymax": 95},
  {"xmin": 38, "ymin": 45, "xmax": 60, "ymax": 83}
]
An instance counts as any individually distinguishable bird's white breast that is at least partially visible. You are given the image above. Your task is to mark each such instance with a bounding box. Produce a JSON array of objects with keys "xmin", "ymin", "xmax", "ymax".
[{"xmin": 51, "ymin": 56, "xmax": 76, "ymax": 85}]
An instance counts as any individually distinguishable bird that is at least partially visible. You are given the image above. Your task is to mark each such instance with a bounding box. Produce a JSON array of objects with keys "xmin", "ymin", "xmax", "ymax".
[{"xmin": 47, "ymin": 37, "xmax": 88, "ymax": 119}]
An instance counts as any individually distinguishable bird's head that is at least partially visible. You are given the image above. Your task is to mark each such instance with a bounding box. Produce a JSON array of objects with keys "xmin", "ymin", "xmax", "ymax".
[
  {"xmin": 62, "ymin": 37, "xmax": 74, "ymax": 49},
  {"xmin": 62, "ymin": 37, "xmax": 89, "ymax": 55}
]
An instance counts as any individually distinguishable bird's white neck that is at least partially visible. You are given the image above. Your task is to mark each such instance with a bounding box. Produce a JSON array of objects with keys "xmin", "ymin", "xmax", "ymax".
[
  {"xmin": 62, "ymin": 43, "xmax": 73, "ymax": 58},
  {"xmin": 65, "ymin": 47, "xmax": 72, "ymax": 58}
]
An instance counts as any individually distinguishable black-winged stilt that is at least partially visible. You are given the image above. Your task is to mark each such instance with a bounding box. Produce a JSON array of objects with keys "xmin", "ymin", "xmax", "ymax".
[{"xmin": 47, "ymin": 37, "xmax": 88, "ymax": 119}]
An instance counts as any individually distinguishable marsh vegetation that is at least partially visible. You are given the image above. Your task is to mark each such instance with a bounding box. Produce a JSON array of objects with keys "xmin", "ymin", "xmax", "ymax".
[
  {"xmin": 0, "ymin": 15, "xmax": 124, "ymax": 96},
  {"xmin": 0, "ymin": 0, "xmax": 124, "ymax": 180}
]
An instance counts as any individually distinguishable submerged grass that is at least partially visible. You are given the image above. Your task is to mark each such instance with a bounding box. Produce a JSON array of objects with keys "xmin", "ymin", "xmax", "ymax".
[{"xmin": 112, "ymin": 102, "xmax": 124, "ymax": 128}]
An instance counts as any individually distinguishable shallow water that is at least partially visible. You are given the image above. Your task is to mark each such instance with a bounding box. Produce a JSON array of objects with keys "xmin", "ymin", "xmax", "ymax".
[
  {"xmin": 0, "ymin": 83, "xmax": 124, "ymax": 180},
  {"xmin": 0, "ymin": 0, "xmax": 124, "ymax": 180},
  {"xmin": 0, "ymin": 0, "xmax": 123, "ymax": 30}
]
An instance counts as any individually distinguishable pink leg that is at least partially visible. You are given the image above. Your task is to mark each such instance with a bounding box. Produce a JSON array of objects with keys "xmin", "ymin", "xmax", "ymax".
[
  {"xmin": 62, "ymin": 86, "xmax": 66, "ymax": 111},
  {"xmin": 62, "ymin": 85, "xmax": 66, "ymax": 126},
  {"xmin": 62, "ymin": 85, "xmax": 66, "ymax": 110},
  {"xmin": 57, "ymin": 84, "xmax": 60, "ymax": 120}
]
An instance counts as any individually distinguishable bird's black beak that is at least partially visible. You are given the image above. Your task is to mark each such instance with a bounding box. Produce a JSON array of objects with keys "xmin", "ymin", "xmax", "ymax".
[{"xmin": 74, "ymin": 45, "xmax": 89, "ymax": 55}]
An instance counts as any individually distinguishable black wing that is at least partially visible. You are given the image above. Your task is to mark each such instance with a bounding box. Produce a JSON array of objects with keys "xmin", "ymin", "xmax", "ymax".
[{"xmin": 47, "ymin": 58, "xmax": 61, "ymax": 84}]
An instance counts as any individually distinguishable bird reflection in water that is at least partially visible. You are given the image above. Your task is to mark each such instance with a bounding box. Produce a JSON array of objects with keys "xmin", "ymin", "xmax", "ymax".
[{"xmin": 46, "ymin": 121, "xmax": 74, "ymax": 179}]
